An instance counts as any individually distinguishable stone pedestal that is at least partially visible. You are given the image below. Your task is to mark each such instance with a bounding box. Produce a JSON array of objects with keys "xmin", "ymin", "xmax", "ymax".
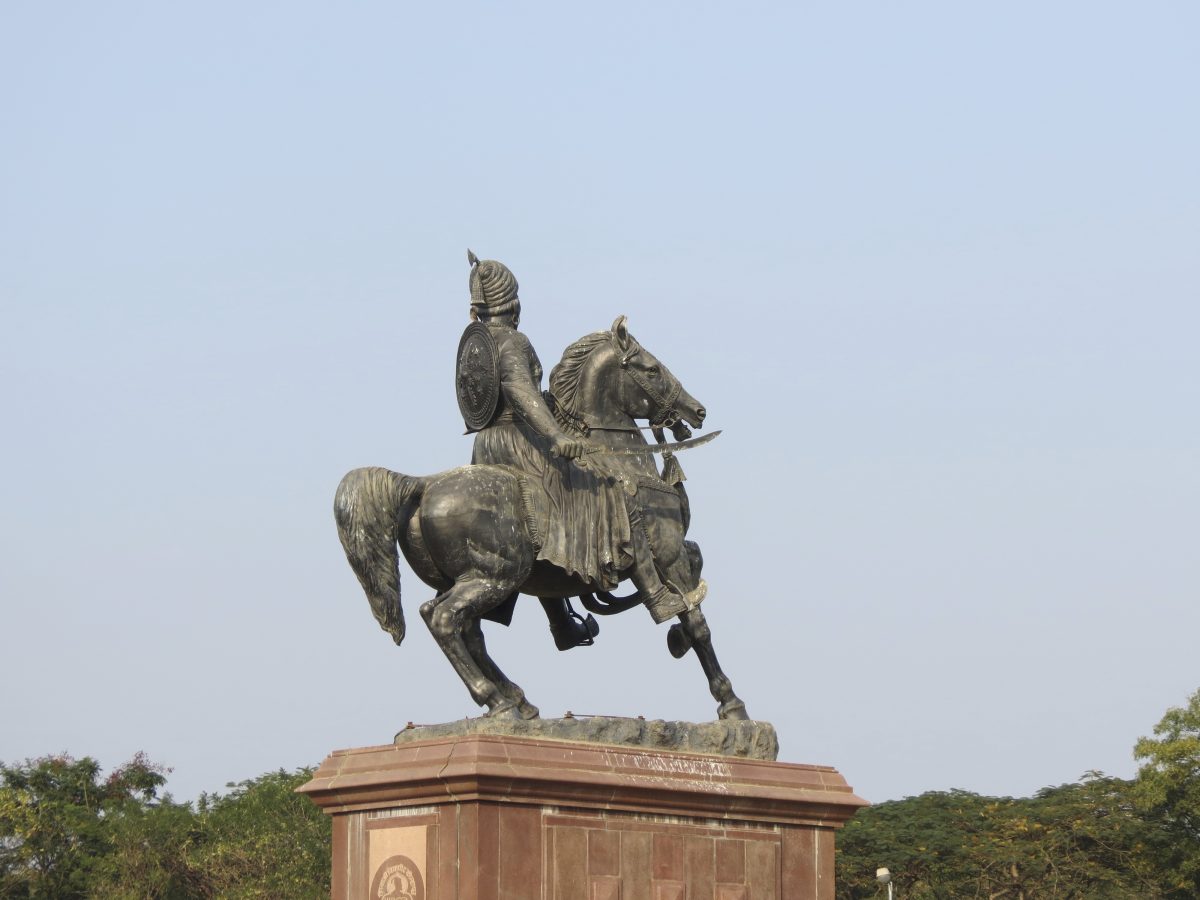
[{"xmin": 300, "ymin": 733, "xmax": 865, "ymax": 899}]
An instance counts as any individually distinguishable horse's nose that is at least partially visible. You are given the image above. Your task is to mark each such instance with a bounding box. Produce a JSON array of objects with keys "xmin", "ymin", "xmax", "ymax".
[{"xmin": 696, "ymin": 407, "xmax": 707, "ymax": 423}]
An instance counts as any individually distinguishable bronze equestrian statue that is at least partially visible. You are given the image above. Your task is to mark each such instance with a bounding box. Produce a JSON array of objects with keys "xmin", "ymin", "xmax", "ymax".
[{"xmin": 334, "ymin": 253, "xmax": 747, "ymax": 721}]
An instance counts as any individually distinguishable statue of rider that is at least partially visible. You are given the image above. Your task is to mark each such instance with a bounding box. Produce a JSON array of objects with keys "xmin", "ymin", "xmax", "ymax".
[{"xmin": 457, "ymin": 251, "xmax": 693, "ymax": 649}]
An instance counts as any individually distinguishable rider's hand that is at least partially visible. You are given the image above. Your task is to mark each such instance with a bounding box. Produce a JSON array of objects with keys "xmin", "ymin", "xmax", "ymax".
[{"xmin": 551, "ymin": 436, "xmax": 587, "ymax": 459}]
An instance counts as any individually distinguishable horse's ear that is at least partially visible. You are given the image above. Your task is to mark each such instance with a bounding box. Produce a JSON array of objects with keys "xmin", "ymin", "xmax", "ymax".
[{"xmin": 611, "ymin": 315, "xmax": 630, "ymax": 351}]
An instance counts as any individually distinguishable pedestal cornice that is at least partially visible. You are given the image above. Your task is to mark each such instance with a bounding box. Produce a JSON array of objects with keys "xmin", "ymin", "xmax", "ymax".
[{"xmin": 299, "ymin": 734, "xmax": 866, "ymax": 827}]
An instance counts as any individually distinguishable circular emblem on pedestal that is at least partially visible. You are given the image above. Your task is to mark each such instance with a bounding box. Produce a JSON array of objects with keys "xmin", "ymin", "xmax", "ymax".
[
  {"xmin": 456, "ymin": 321, "xmax": 499, "ymax": 432},
  {"xmin": 370, "ymin": 853, "xmax": 425, "ymax": 900}
]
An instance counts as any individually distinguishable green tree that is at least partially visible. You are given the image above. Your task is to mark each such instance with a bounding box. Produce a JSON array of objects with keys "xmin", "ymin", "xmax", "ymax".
[
  {"xmin": 835, "ymin": 776, "xmax": 1164, "ymax": 899},
  {"xmin": 1133, "ymin": 687, "xmax": 1200, "ymax": 896},
  {"xmin": 90, "ymin": 796, "xmax": 210, "ymax": 899},
  {"xmin": 0, "ymin": 756, "xmax": 330, "ymax": 898},
  {"xmin": 0, "ymin": 753, "xmax": 167, "ymax": 899},
  {"xmin": 191, "ymin": 768, "xmax": 330, "ymax": 898},
  {"xmin": 1035, "ymin": 774, "xmax": 1164, "ymax": 891},
  {"xmin": 836, "ymin": 789, "xmax": 993, "ymax": 898}
]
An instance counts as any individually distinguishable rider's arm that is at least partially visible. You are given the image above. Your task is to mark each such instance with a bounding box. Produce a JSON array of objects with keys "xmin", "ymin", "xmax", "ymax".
[{"xmin": 499, "ymin": 335, "xmax": 584, "ymax": 458}]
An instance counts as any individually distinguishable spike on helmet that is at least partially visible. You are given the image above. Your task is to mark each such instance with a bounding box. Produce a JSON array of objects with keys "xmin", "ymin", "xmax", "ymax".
[{"xmin": 467, "ymin": 249, "xmax": 520, "ymax": 318}]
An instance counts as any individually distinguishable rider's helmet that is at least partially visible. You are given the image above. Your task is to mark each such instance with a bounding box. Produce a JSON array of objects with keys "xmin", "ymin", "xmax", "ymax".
[{"xmin": 467, "ymin": 250, "xmax": 520, "ymax": 321}]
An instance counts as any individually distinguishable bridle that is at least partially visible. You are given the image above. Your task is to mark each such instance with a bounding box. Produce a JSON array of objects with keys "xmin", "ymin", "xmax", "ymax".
[
  {"xmin": 617, "ymin": 340, "xmax": 683, "ymax": 430},
  {"xmin": 559, "ymin": 335, "xmax": 684, "ymax": 436},
  {"xmin": 549, "ymin": 336, "xmax": 691, "ymax": 441},
  {"xmin": 548, "ymin": 331, "xmax": 695, "ymax": 485}
]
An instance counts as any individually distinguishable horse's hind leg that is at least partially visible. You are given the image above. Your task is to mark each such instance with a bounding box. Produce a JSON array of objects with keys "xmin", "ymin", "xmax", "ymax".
[
  {"xmin": 464, "ymin": 617, "xmax": 539, "ymax": 719},
  {"xmin": 420, "ymin": 580, "xmax": 522, "ymax": 716}
]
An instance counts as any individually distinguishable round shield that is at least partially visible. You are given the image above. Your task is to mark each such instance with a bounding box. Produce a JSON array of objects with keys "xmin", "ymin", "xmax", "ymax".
[{"xmin": 455, "ymin": 321, "xmax": 499, "ymax": 432}]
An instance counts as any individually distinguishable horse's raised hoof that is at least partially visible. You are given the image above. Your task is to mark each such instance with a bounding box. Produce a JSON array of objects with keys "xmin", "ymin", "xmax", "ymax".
[
  {"xmin": 718, "ymin": 699, "xmax": 750, "ymax": 721},
  {"xmin": 666, "ymin": 624, "xmax": 693, "ymax": 659}
]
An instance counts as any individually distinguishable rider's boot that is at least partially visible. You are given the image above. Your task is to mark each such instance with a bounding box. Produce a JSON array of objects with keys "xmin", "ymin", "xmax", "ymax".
[
  {"xmin": 539, "ymin": 597, "xmax": 599, "ymax": 651},
  {"xmin": 626, "ymin": 503, "xmax": 702, "ymax": 625}
]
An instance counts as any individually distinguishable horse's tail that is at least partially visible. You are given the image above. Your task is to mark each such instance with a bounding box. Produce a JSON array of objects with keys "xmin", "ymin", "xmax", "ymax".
[{"xmin": 334, "ymin": 466, "xmax": 425, "ymax": 646}]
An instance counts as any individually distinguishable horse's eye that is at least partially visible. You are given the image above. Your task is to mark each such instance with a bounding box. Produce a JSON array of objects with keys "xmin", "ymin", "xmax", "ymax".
[{"xmin": 647, "ymin": 366, "xmax": 660, "ymax": 377}]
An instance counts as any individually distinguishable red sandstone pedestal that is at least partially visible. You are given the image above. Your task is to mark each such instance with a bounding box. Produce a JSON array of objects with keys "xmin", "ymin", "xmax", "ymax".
[{"xmin": 300, "ymin": 734, "xmax": 866, "ymax": 899}]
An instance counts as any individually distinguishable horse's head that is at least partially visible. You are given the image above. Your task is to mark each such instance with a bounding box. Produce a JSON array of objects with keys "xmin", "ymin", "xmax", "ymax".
[
  {"xmin": 609, "ymin": 315, "xmax": 706, "ymax": 432},
  {"xmin": 548, "ymin": 317, "xmax": 707, "ymax": 435}
]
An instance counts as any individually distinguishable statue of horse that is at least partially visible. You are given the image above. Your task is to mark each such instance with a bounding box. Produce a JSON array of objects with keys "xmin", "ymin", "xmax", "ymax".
[{"xmin": 334, "ymin": 317, "xmax": 748, "ymax": 721}]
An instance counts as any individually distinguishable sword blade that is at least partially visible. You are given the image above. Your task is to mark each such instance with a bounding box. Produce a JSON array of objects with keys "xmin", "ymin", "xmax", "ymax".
[{"xmin": 585, "ymin": 429, "xmax": 722, "ymax": 456}]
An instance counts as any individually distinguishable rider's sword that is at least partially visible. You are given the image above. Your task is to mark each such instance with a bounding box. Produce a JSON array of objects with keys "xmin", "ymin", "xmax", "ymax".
[{"xmin": 585, "ymin": 429, "xmax": 722, "ymax": 456}]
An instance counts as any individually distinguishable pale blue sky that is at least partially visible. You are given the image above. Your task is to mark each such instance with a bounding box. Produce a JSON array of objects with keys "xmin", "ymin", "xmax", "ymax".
[{"xmin": 2, "ymin": 2, "xmax": 1197, "ymax": 805}]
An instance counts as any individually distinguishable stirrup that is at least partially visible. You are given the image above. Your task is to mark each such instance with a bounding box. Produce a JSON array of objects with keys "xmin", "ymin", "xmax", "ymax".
[{"xmin": 550, "ymin": 609, "xmax": 599, "ymax": 651}]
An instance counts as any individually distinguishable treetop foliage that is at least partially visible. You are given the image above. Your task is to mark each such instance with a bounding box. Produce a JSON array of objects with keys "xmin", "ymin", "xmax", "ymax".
[
  {"xmin": 837, "ymin": 688, "xmax": 1200, "ymax": 899},
  {"xmin": 0, "ymin": 754, "xmax": 329, "ymax": 899}
]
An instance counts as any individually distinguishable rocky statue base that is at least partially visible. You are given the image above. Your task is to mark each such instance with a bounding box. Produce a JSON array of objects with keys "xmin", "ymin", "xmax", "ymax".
[
  {"xmin": 300, "ymin": 721, "xmax": 866, "ymax": 899},
  {"xmin": 394, "ymin": 715, "xmax": 781, "ymax": 761}
]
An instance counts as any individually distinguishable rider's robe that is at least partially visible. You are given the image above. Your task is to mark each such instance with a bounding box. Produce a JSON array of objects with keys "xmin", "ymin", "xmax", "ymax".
[{"xmin": 471, "ymin": 323, "xmax": 632, "ymax": 590}]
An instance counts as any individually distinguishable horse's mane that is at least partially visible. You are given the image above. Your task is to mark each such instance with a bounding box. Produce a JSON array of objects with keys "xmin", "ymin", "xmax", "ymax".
[{"xmin": 548, "ymin": 331, "xmax": 612, "ymax": 420}]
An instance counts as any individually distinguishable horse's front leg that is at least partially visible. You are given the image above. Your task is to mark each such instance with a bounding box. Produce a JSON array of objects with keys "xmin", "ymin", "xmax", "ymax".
[
  {"xmin": 677, "ymin": 607, "xmax": 749, "ymax": 720},
  {"xmin": 661, "ymin": 543, "xmax": 749, "ymax": 721}
]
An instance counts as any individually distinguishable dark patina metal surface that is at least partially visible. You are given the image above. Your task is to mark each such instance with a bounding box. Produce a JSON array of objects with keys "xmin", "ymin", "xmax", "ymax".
[
  {"xmin": 455, "ymin": 321, "xmax": 499, "ymax": 433},
  {"xmin": 335, "ymin": 256, "xmax": 751, "ymax": 727}
]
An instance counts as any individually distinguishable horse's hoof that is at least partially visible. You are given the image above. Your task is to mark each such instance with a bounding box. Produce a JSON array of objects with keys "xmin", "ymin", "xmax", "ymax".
[
  {"xmin": 667, "ymin": 624, "xmax": 693, "ymax": 659},
  {"xmin": 718, "ymin": 699, "xmax": 750, "ymax": 721},
  {"xmin": 487, "ymin": 699, "xmax": 541, "ymax": 721},
  {"xmin": 517, "ymin": 700, "xmax": 541, "ymax": 720},
  {"xmin": 486, "ymin": 701, "xmax": 522, "ymax": 720}
]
